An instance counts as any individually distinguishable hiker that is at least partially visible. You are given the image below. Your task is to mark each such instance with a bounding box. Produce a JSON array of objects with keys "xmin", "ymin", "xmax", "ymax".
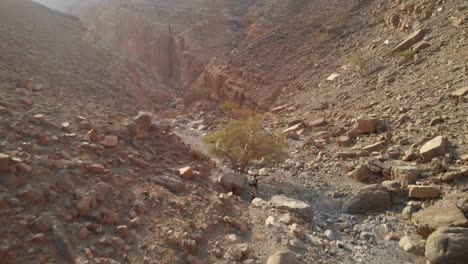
[
  {"xmin": 249, "ymin": 175, "xmax": 259, "ymax": 195},
  {"xmin": 250, "ymin": 190, "xmax": 257, "ymax": 202}
]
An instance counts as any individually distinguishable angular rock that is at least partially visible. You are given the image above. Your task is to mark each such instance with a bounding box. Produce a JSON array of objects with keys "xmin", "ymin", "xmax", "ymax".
[
  {"xmin": 351, "ymin": 165, "xmax": 372, "ymax": 182},
  {"xmin": 133, "ymin": 111, "xmax": 152, "ymax": 130},
  {"xmin": 282, "ymin": 123, "xmax": 304, "ymax": 133},
  {"xmin": 425, "ymin": 227, "xmax": 468, "ymax": 264},
  {"xmin": 367, "ymin": 158, "xmax": 386, "ymax": 173},
  {"xmin": 362, "ymin": 140, "xmax": 386, "ymax": 153},
  {"xmin": 399, "ymin": 235, "xmax": 425, "ymax": 256},
  {"xmin": 310, "ymin": 117, "xmax": 327, "ymax": 127},
  {"xmin": 100, "ymin": 135, "xmax": 119, "ymax": 147},
  {"xmin": 356, "ymin": 116, "xmax": 379, "ymax": 134},
  {"xmin": 266, "ymin": 250, "xmax": 299, "ymax": 264},
  {"xmin": 450, "ymin": 86, "xmax": 468, "ymax": 98},
  {"xmin": 342, "ymin": 185, "xmax": 391, "ymax": 214},
  {"xmin": 179, "ymin": 166, "xmax": 194, "ymax": 179},
  {"xmin": 391, "ymin": 166, "xmax": 420, "ymax": 187},
  {"xmin": 408, "ymin": 185, "xmax": 439, "ymax": 199},
  {"xmin": 337, "ymin": 136, "xmax": 353, "ymax": 147},
  {"xmin": 218, "ymin": 172, "xmax": 247, "ymax": 194},
  {"xmin": 269, "ymin": 195, "xmax": 314, "ymax": 222},
  {"xmin": 412, "ymin": 202, "xmax": 468, "ymax": 238},
  {"xmin": 382, "ymin": 180, "xmax": 401, "ymax": 192},
  {"xmin": 152, "ymin": 175, "xmax": 185, "ymax": 194},
  {"xmin": 419, "ymin": 136, "xmax": 447, "ymax": 161},
  {"xmin": 392, "ymin": 29, "xmax": 425, "ymax": 52}
]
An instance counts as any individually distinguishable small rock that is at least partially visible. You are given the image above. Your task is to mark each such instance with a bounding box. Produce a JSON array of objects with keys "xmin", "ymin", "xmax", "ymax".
[
  {"xmin": 419, "ymin": 136, "xmax": 447, "ymax": 161},
  {"xmin": 266, "ymin": 250, "xmax": 299, "ymax": 264},
  {"xmin": 356, "ymin": 116, "xmax": 379, "ymax": 134},
  {"xmin": 450, "ymin": 86, "xmax": 468, "ymax": 98},
  {"xmin": 399, "ymin": 235, "xmax": 425, "ymax": 256},
  {"xmin": 391, "ymin": 166, "xmax": 420, "ymax": 187},
  {"xmin": 0, "ymin": 153, "xmax": 11, "ymax": 171},
  {"xmin": 408, "ymin": 185, "xmax": 439, "ymax": 199},
  {"xmin": 100, "ymin": 135, "xmax": 119, "ymax": 147},
  {"xmin": 269, "ymin": 195, "xmax": 314, "ymax": 222},
  {"xmin": 116, "ymin": 225, "xmax": 128, "ymax": 239},
  {"xmin": 351, "ymin": 164, "xmax": 372, "ymax": 182},
  {"xmin": 362, "ymin": 140, "xmax": 386, "ymax": 153},
  {"xmin": 179, "ymin": 166, "xmax": 194, "ymax": 179}
]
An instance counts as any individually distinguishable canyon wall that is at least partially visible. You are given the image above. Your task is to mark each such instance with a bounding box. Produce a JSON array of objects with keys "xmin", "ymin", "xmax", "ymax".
[{"xmin": 79, "ymin": 0, "xmax": 254, "ymax": 91}]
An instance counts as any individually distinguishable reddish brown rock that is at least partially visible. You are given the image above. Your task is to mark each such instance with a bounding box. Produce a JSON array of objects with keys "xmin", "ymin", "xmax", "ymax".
[
  {"xmin": 392, "ymin": 29, "xmax": 425, "ymax": 52},
  {"xmin": 412, "ymin": 202, "xmax": 468, "ymax": 238},
  {"xmin": 100, "ymin": 135, "xmax": 118, "ymax": 147},
  {"xmin": 116, "ymin": 225, "xmax": 128, "ymax": 239},
  {"xmin": 356, "ymin": 116, "xmax": 379, "ymax": 134},
  {"xmin": 0, "ymin": 153, "xmax": 12, "ymax": 171},
  {"xmin": 408, "ymin": 185, "xmax": 439, "ymax": 199},
  {"xmin": 363, "ymin": 140, "xmax": 386, "ymax": 153},
  {"xmin": 419, "ymin": 136, "xmax": 447, "ymax": 161},
  {"xmin": 179, "ymin": 166, "xmax": 194, "ymax": 179}
]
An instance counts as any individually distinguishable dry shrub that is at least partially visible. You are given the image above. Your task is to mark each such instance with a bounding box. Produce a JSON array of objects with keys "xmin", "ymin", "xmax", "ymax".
[
  {"xmin": 203, "ymin": 115, "xmax": 286, "ymax": 173},
  {"xmin": 349, "ymin": 50, "xmax": 369, "ymax": 77}
]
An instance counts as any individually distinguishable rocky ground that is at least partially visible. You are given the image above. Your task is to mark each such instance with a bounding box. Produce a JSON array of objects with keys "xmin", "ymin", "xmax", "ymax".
[{"xmin": 1, "ymin": 0, "xmax": 467, "ymax": 264}]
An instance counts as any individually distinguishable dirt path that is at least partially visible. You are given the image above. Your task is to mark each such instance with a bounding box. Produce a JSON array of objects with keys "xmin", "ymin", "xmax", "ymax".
[{"xmin": 171, "ymin": 117, "xmax": 421, "ymax": 263}]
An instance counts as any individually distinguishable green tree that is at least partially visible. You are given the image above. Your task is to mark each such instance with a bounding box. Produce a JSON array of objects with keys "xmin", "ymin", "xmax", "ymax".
[{"xmin": 204, "ymin": 116, "xmax": 286, "ymax": 173}]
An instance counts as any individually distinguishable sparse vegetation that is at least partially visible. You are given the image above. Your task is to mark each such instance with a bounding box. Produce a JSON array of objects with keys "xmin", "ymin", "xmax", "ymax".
[
  {"xmin": 394, "ymin": 50, "xmax": 416, "ymax": 59},
  {"xmin": 220, "ymin": 100, "xmax": 239, "ymax": 113},
  {"xmin": 203, "ymin": 115, "xmax": 286, "ymax": 173},
  {"xmin": 349, "ymin": 51, "xmax": 369, "ymax": 77},
  {"xmin": 183, "ymin": 85, "xmax": 211, "ymax": 106}
]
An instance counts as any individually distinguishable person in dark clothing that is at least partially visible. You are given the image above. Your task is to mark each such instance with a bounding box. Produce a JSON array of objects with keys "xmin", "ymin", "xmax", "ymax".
[
  {"xmin": 250, "ymin": 190, "xmax": 257, "ymax": 202},
  {"xmin": 249, "ymin": 175, "xmax": 259, "ymax": 195}
]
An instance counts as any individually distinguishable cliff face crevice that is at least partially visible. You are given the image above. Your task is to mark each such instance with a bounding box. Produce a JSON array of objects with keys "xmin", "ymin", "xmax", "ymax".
[{"xmin": 80, "ymin": 0, "xmax": 254, "ymax": 92}]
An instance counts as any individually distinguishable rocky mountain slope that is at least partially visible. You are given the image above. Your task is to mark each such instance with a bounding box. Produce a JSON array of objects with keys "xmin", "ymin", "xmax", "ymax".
[{"xmin": 1, "ymin": 0, "xmax": 468, "ymax": 263}]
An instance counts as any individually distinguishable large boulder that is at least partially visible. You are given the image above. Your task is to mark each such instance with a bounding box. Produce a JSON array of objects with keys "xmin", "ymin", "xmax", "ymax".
[
  {"xmin": 425, "ymin": 227, "xmax": 468, "ymax": 264},
  {"xmin": 269, "ymin": 195, "xmax": 314, "ymax": 222},
  {"xmin": 342, "ymin": 185, "xmax": 391, "ymax": 214},
  {"xmin": 419, "ymin": 136, "xmax": 447, "ymax": 161},
  {"xmin": 266, "ymin": 250, "xmax": 300, "ymax": 264},
  {"xmin": 412, "ymin": 202, "xmax": 468, "ymax": 238},
  {"xmin": 152, "ymin": 175, "xmax": 185, "ymax": 194},
  {"xmin": 218, "ymin": 172, "xmax": 248, "ymax": 194}
]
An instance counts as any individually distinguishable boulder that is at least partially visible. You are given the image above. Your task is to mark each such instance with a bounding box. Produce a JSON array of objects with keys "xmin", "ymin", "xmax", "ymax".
[
  {"xmin": 419, "ymin": 136, "xmax": 447, "ymax": 161},
  {"xmin": 382, "ymin": 180, "xmax": 401, "ymax": 192},
  {"xmin": 266, "ymin": 250, "xmax": 299, "ymax": 264},
  {"xmin": 408, "ymin": 185, "xmax": 439, "ymax": 199},
  {"xmin": 391, "ymin": 29, "xmax": 425, "ymax": 52},
  {"xmin": 399, "ymin": 235, "xmax": 425, "ymax": 256},
  {"xmin": 412, "ymin": 202, "xmax": 468, "ymax": 238},
  {"xmin": 152, "ymin": 175, "xmax": 185, "ymax": 194},
  {"xmin": 356, "ymin": 116, "xmax": 379, "ymax": 134},
  {"xmin": 218, "ymin": 172, "xmax": 248, "ymax": 194},
  {"xmin": 342, "ymin": 185, "xmax": 391, "ymax": 214},
  {"xmin": 425, "ymin": 227, "xmax": 468, "ymax": 264},
  {"xmin": 269, "ymin": 195, "xmax": 314, "ymax": 222},
  {"xmin": 391, "ymin": 166, "xmax": 420, "ymax": 187}
]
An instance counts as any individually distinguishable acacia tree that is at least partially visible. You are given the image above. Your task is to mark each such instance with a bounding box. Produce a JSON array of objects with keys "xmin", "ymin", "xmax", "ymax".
[{"xmin": 203, "ymin": 116, "xmax": 286, "ymax": 173}]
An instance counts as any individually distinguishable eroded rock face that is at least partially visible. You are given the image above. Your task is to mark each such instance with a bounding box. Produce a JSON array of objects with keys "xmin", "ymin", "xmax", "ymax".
[{"xmin": 81, "ymin": 0, "xmax": 253, "ymax": 91}]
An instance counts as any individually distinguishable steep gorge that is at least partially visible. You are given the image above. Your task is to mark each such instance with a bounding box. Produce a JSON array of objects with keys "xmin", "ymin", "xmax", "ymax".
[{"xmin": 75, "ymin": 0, "xmax": 254, "ymax": 93}]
